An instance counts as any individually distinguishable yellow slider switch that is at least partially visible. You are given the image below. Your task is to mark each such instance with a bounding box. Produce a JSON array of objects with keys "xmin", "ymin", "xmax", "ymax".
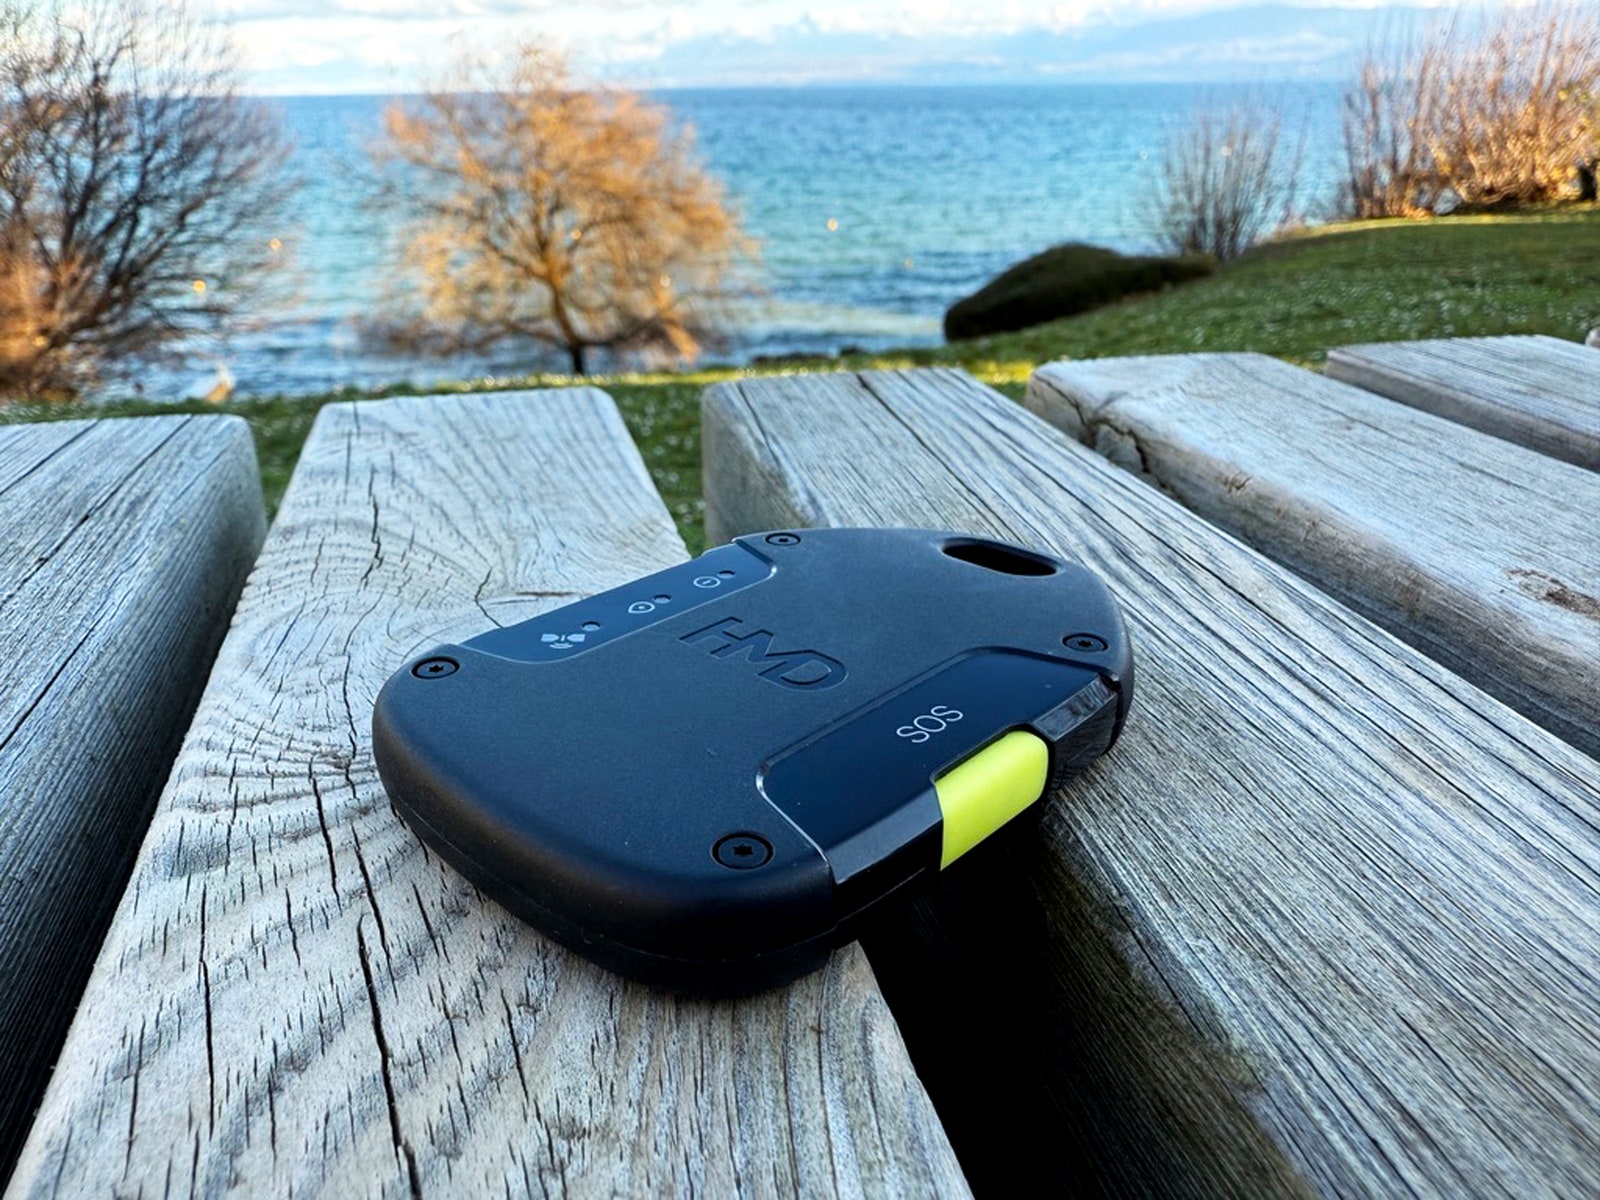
[{"xmin": 934, "ymin": 729, "xmax": 1050, "ymax": 868}]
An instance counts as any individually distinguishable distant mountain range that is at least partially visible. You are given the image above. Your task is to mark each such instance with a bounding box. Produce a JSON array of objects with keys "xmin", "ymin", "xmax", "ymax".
[{"xmin": 607, "ymin": 4, "xmax": 1444, "ymax": 89}]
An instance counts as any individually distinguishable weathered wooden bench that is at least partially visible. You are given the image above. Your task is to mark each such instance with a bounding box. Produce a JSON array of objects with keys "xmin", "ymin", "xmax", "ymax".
[
  {"xmin": 702, "ymin": 368, "xmax": 1600, "ymax": 1196},
  {"xmin": 1025, "ymin": 352, "xmax": 1600, "ymax": 759},
  {"xmin": 1325, "ymin": 334, "xmax": 1600, "ymax": 471},
  {"xmin": 0, "ymin": 416, "xmax": 264, "ymax": 1183},
  {"xmin": 15, "ymin": 366, "xmax": 1600, "ymax": 1196},
  {"xmin": 6, "ymin": 390, "xmax": 966, "ymax": 1198}
]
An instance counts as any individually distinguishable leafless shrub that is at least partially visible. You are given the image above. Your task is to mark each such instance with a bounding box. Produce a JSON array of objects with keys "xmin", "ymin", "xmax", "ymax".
[
  {"xmin": 0, "ymin": 0, "xmax": 295, "ymax": 401},
  {"xmin": 1342, "ymin": 4, "xmax": 1600, "ymax": 218},
  {"xmin": 1148, "ymin": 98, "xmax": 1304, "ymax": 262},
  {"xmin": 1341, "ymin": 29, "xmax": 1443, "ymax": 218},
  {"xmin": 1433, "ymin": 5, "xmax": 1600, "ymax": 210}
]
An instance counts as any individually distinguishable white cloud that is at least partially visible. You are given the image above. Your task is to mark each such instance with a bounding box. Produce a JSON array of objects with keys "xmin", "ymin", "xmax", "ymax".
[
  {"xmin": 217, "ymin": 0, "xmax": 1481, "ymax": 93},
  {"xmin": 798, "ymin": 0, "xmax": 1243, "ymax": 39}
]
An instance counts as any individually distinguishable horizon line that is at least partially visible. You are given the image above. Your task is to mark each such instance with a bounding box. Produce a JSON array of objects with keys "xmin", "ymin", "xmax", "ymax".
[{"xmin": 242, "ymin": 75, "xmax": 1349, "ymax": 99}]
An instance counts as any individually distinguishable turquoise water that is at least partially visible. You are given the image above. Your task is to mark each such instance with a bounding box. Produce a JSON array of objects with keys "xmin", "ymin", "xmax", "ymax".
[{"xmin": 142, "ymin": 84, "xmax": 1344, "ymax": 400}]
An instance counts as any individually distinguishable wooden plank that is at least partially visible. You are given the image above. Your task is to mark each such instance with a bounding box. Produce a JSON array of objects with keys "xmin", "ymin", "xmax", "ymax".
[
  {"xmin": 7, "ymin": 390, "xmax": 967, "ymax": 1200},
  {"xmin": 702, "ymin": 367, "xmax": 1600, "ymax": 1197},
  {"xmin": 1026, "ymin": 352, "xmax": 1600, "ymax": 760},
  {"xmin": 1325, "ymin": 335, "xmax": 1600, "ymax": 470},
  {"xmin": 0, "ymin": 416, "xmax": 264, "ymax": 1183}
]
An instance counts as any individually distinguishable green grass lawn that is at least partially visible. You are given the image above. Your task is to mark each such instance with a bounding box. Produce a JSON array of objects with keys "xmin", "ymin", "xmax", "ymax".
[
  {"xmin": 908, "ymin": 209, "xmax": 1600, "ymax": 372},
  {"xmin": 5, "ymin": 210, "xmax": 1598, "ymax": 554}
]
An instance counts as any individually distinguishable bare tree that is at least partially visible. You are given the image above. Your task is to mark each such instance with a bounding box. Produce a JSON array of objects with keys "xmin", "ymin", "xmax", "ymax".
[
  {"xmin": 374, "ymin": 44, "xmax": 754, "ymax": 376},
  {"xmin": 1147, "ymin": 97, "xmax": 1304, "ymax": 263},
  {"xmin": 0, "ymin": 0, "xmax": 294, "ymax": 401}
]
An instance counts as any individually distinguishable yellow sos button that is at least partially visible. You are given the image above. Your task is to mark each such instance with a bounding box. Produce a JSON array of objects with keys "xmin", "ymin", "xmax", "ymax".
[{"xmin": 934, "ymin": 730, "xmax": 1050, "ymax": 868}]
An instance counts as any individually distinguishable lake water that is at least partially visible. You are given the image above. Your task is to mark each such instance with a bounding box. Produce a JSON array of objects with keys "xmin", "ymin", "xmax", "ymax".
[{"xmin": 135, "ymin": 84, "xmax": 1345, "ymax": 400}]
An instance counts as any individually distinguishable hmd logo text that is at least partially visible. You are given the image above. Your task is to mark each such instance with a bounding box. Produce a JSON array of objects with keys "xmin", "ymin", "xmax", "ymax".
[{"xmin": 679, "ymin": 617, "xmax": 847, "ymax": 690}]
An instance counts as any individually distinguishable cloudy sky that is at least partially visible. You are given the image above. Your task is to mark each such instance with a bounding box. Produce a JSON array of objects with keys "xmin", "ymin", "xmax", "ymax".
[{"xmin": 211, "ymin": 0, "xmax": 1505, "ymax": 94}]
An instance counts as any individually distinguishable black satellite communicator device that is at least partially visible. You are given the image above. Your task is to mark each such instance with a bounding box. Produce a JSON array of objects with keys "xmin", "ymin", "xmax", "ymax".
[{"xmin": 372, "ymin": 528, "xmax": 1133, "ymax": 994}]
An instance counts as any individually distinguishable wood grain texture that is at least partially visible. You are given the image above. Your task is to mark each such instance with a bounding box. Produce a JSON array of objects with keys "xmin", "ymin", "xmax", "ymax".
[
  {"xmin": 1026, "ymin": 352, "xmax": 1600, "ymax": 759},
  {"xmin": 1325, "ymin": 335, "xmax": 1600, "ymax": 470},
  {"xmin": 702, "ymin": 367, "xmax": 1600, "ymax": 1198},
  {"xmin": 6, "ymin": 390, "xmax": 966, "ymax": 1200},
  {"xmin": 0, "ymin": 415, "xmax": 264, "ymax": 1184}
]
